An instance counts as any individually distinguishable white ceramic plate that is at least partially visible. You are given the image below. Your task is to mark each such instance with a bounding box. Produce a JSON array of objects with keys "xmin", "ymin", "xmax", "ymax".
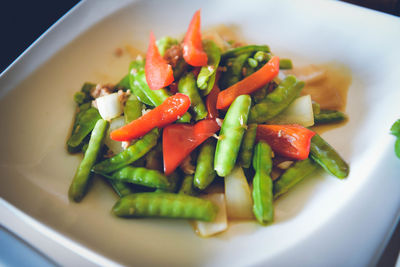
[{"xmin": 1, "ymin": 0, "xmax": 400, "ymax": 266}]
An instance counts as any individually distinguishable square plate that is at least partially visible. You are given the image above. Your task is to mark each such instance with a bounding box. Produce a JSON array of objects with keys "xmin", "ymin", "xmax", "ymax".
[{"xmin": 1, "ymin": 0, "xmax": 400, "ymax": 266}]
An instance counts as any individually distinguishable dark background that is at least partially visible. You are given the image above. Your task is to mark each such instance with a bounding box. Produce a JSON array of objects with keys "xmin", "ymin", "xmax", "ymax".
[{"xmin": 0, "ymin": 0, "xmax": 398, "ymax": 266}]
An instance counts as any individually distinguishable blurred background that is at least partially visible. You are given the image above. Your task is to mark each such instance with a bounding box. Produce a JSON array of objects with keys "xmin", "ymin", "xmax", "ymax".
[{"xmin": 0, "ymin": 0, "xmax": 399, "ymax": 266}]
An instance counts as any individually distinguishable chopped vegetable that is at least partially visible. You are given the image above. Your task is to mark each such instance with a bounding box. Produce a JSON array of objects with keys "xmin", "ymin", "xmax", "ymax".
[
  {"xmin": 145, "ymin": 32, "xmax": 174, "ymax": 90},
  {"xmin": 96, "ymin": 93, "xmax": 123, "ymax": 120},
  {"xmin": 182, "ymin": 10, "xmax": 208, "ymax": 66},
  {"xmin": 110, "ymin": 93, "xmax": 190, "ymax": 141},
  {"xmin": 256, "ymin": 124, "xmax": 316, "ymax": 160}
]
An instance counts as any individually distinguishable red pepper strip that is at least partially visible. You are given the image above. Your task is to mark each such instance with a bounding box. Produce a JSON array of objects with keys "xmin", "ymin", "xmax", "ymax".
[
  {"xmin": 206, "ymin": 71, "xmax": 221, "ymax": 119},
  {"xmin": 216, "ymin": 56, "xmax": 280, "ymax": 110},
  {"xmin": 163, "ymin": 119, "xmax": 220, "ymax": 175},
  {"xmin": 256, "ymin": 124, "xmax": 316, "ymax": 160},
  {"xmin": 145, "ymin": 31, "xmax": 174, "ymax": 90},
  {"xmin": 182, "ymin": 10, "xmax": 208, "ymax": 67},
  {"xmin": 110, "ymin": 94, "xmax": 190, "ymax": 142}
]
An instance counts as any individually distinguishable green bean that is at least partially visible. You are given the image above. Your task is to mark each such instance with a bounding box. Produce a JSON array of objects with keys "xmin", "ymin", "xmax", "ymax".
[
  {"xmin": 69, "ymin": 119, "xmax": 109, "ymax": 202},
  {"xmin": 238, "ymin": 123, "xmax": 258, "ymax": 168},
  {"xmin": 67, "ymin": 107, "xmax": 101, "ymax": 149},
  {"xmin": 129, "ymin": 59, "xmax": 170, "ymax": 106},
  {"xmin": 107, "ymin": 166, "xmax": 170, "ymax": 190},
  {"xmin": 273, "ymin": 158, "xmax": 318, "ymax": 199},
  {"xmin": 221, "ymin": 45, "xmax": 270, "ymax": 61},
  {"xmin": 92, "ymin": 128, "xmax": 159, "ymax": 174},
  {"xmin": 214, "ymin": 95, "xmax": 252, "ymax": 176},
  {"xmin": 249, "ymin": 75, "xmax": 304, "ymax": 123},
  {"xmin": 194, "ymin": 139, "xmax": 217, "ymax": 190},
  {"xmin": 158, "ymin": 171, "xmax": 182, "ymax": 193},
  {"xmin": 112, "ymin": 192, "xmax": 218, "ymax": 221},
  {"xmin": 309, "ymin": 133, "xmax": 349, "ymax": 179},
  {"xmin": 252, "ymin": 141, "xmax": 273, "ymax": 224},
  {"xmin": 115, "ymin": 74, "xmax": 131, "ymax": 90},
  {"xmin": 219, "ymin": 53, "xmax": 250, "ymax": 89},
  {"xmin": 179, "ymin": 175, "xmax": 195, "ymax": 195},
  {"xmin": 279, "ymin": 58, "xmax": 293, "ymax": 70},
  {"xmin": 197, "ymin": 40, "xmax": 221, "ymax": 95},
  {"xmin": 156, "ymin": 36, "xmax": 179, "ymax": 57},
  {"xmin": 314, "ymin": 110, "xmax": 347, "ymax": 124},
  {"xmin": 124, "ymin": 94, "xmax": 143, "ymax": 123},
  {"xmin": 178, "ymin": 72, "xmax": 208, "ymax": 121},
  {"xmin": 108, "ymin": 180, "xmax": 134, "ymax": 197}
]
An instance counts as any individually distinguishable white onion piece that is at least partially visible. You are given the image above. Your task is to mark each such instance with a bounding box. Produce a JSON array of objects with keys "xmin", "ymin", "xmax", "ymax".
[
  {"xmin": 193, "ymin": 193, "xmax": 228, "ymax": 237},
  {"xmin": 224, "ymin": 166, "xmax": 253, "ymax": 220},
  {"xmin": 270, "ymin": 95, "xmax": 314, "ymax": 127},
  {"xmin": 104, "ymin": 116, "xmax": 125, "ymax": 154},
  {"xmin": 96, "ymin": 93, "xmax": 123, "ymax": 120}
]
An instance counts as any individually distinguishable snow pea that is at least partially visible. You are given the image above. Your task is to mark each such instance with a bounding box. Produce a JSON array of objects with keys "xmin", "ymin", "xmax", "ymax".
[
  {"xmin": 69, "ymin": 119, "xmax": 109, "ymax": 202},
  {"xmin": 309, "ymin": 134, "xmax": 349, "ymax": 179},
  {"xmin": 273, "ymin": 158, "xmax": 318, "ymax": 199},
  {"xmin": 107, "ymin": 166, "xmax": 171, "ymax": 190},
  {"xmin": 252, "ymin": 140, "xmax": 273, "ymax": 224},
  {"xmin": 179, "ymin": 175, "xmax": 195, "ymax": 195},
  {"xmin": 219, "ymin": 53, "xmax": 251, "ymax": 89},
  {"xmin": 279, "ymin": 58, "xmax": 293, "ymax": 70},
  {"xmin": 67, "ymin": 107, "xmax": 101, "ymax": 150},
  {"xmin": 214, "ymin": 95, "xmax": 252, "ymax": 177},
  {"xmin": 314, "ymin": 110, "xmax": 347, "ymax": 124},
  {"xmin": 108, "ymin": 180, "xmax": 134, "ymax": 197},
  {"xmin": 124, "ymin": 94, "xmax": 143, "ymax": 123},
  {"xmin": 238, "ymin": 123, "xmax": 258, "ymax": 168},
  {"xmin": 178, "ymin": 72, "xmax": 208, "ymax": 121},
  {"xmin": 194, "ymin": 138, "xmax": 217, "ymax": 190},
  {"xmin": 249, "ymin": 75, "xmax": 304, "ymax": 123},
  {"xmin": 197, "ymin": 40, "xmax": 221, "ymax": 95},
  {"xmin": 112, "ymin": 192, "xmax": 218, "ymax": 221},
  {"xmin": 92, "ymin": 128, "xmax": 159, "ymax": 174},
  {"xmin": 221, "ymin": 45, "xmax": 270, "ymax": 61}
]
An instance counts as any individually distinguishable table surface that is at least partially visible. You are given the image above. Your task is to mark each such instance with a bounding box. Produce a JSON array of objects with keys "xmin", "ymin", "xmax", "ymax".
[{"xmin": 0, "ymin": 1, "xmax": 399, "ymax": 266}]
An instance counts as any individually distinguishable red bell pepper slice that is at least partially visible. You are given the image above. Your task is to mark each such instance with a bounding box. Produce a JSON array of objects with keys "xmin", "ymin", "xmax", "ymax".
[
  {"xmin": 182, "ymin": 10, "xmax": 208, "ymax": 67},
  {"xmin": 110, "ymin": 93, "xmax": 190, "ymax": 141},
  {"xmin": 145, "ymin": 31, "xmax": 174, "ymax": 90},
  {"xmin": 256, "ymin": 124, "xmax": 316, "ymax": 160},
  {"xmin": 216, "ymin": 56, "xmax": 280, "ymax": 110},
  {"xmin": 163, "ymin": 119, "xmax": 220, "ymax": 175}
]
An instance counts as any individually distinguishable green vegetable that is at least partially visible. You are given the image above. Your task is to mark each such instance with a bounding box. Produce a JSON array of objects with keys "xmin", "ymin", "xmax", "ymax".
[
  {"xmin": 249, "ymin": 75, "xmax": 304, "ymax": 123},
  {"xmin": 156, "ymin": 36, "xmax": 179, "ymax": 57},
  {"xmin": 73, "ymin": 92, "xmax": 86, "ymax": 105},
  {"xmin": 194, "ymin": 139, "xmax": 217, "ymax": 190},
  {"xmin": 219, "ymin": 53, "xmax": 250, "ymax": 89},
  {"xmin": 312, "ymin": 101, "xmax": 321, "ymax": 115},
  {"xmin": 92, "ymin": 128, "xmax": 159, "ymax": 174},
  {"xmin": 221, "ymin": 45, "xmax": 270, "ymax": 61},
  {"xmin": 252, "ymin": 141, "xmax": 274, "ymax": 224},
  {"xmin": 108, "ymin": 180, "xmax": 134, "ymax": 197},
  {"xmin": 273, "ymin": 158, "xmax": 318, "ymax": 199},
  {"xmin": 112, "ymin": 193, "xmax": 218, "ymax": 221},
  {"xmin": 279, "ymin": 58, "xmax": 293, "ymax": 69},
  {"xmin": 390, "ymin": 119, "xmax": 400, "ymax": 137},
  {"xmin": 395, "ymin": 139, "xmax": 400, "ymax": 159},
  {"xmin": 247, "ymin": 58, "xmax": 258, "ymax": 68},
  {"xmin": 69, "ymin": 119, "xmax": 109, "ymax": 202},
  {"xmin": 314, "ymin": 110, "xmax": 347, "ymax": 124},
  {"xmin": 115, "ymin": 74, "xmax": 131, "ymax": 90},
  {"xmin": 145, "ymin": 143, "xmax": 163, "ymax": 171},
  {"xmin": 179, "ymin": 175, "xmax": 195, "ymax": 195},
  {"xmin": 253, "ymin": 51, "xmax": 271, "ymax": 62},
  {"xmin": 178, "ymin": 72, "xmax": 208, "ymax": 121},
  {"xmin": 214, "ymin": 95, "xmax": 252, "ymax": 177},
  {"xmin": 238, "ymin": 123, "xmax": 258, "ymax": 168},
  {"xmin": 107, "ymin": 166, "xmax": 171, "ymax": 190},
  {"xmin": 67, "ymin": 107, "xmax": 101, "ymax": 150},
  {"xmin": 309, "ymin": 133, "xmax": 349, "ymax": 179},
  {"xmin": 197, "ymin": 40, "xmax": 221, "ymax": 95},
  {"xmin": 252, "ymin": 84, "xmax": 269, "ymax": 103},
  {"xmin": 124, "ymin": 94, "xmax": 143, "ymax": 123}
]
